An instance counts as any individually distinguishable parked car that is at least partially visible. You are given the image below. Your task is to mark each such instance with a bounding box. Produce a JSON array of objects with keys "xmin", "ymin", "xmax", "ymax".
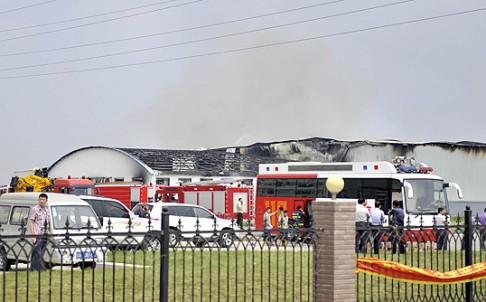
[
  {"xmin": 131, "ymin": 203, "xmax": 236, "ymax": 248},
  {"xmin": 0, "ymin": 192, "xmax": 104, "ymax": 271},
  {"xmin": 77, "ymin": 195, "xmax": 150, "ymax": 249}
]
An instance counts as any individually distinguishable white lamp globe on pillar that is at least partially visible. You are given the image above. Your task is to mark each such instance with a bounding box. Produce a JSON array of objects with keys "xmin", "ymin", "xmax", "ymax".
[{"xmin": 326, "ymin": 176, "xmax": 344, "ymax": 200}]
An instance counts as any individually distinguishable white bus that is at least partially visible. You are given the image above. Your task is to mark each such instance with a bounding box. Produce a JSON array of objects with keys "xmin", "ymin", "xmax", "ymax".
[{"xmin": 255, "ymin": 157, "xmax": 463, "ymax": 228}]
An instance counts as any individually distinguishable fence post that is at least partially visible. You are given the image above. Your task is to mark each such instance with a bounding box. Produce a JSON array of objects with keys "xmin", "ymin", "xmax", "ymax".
[
  {"xmin": 464, "ymin": 206, "xmax": 473, "ymax": 302},
  {"xmin": 160, "ymin": 207, "xmax": 169, "ymax": 302},
  {"xmin": 313, "ymin": 199, "xmax": 356, "ymax": 301}
]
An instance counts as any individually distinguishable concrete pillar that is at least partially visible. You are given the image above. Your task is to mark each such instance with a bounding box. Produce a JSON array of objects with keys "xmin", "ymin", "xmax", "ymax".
[{"xmin": 314, "ymin": 199, "xmax": 356, "ymax": 301}]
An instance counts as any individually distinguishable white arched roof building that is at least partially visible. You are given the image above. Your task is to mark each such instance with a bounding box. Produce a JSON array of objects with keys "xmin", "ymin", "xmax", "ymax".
[
  {"xmin": 47, "ymin": 146, "xmax": 285, "ymax": 186},
  {"xmin": 48, "ymin": 147, "xmax": 156, "ymax": 184}
]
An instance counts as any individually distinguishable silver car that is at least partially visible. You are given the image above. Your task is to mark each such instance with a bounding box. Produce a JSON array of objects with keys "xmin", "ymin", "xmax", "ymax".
[{"xmin": 0, "ymin": 192, "xmax": 104, "ymax": 271}]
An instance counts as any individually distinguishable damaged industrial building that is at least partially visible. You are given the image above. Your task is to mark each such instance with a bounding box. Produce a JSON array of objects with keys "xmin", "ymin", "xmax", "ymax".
[{"xmin": 46, "ymin": 138, "xmax": 486, "ymax": 214}]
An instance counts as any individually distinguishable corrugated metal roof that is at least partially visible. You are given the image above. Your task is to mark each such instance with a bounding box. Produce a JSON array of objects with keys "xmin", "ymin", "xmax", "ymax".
[{"xmin": 117, "ymin": 147, "xmax": 289, "ymax": 177}]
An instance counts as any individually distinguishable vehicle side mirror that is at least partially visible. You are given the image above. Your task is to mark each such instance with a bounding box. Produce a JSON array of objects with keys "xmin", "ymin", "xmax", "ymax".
[
  {"xmin": 98, "ymin": 215, "xmax": 104, "ymax": 226},
  {"xmin": 444, "ymin": 182, "xmax": 463, "ymax": 199}
]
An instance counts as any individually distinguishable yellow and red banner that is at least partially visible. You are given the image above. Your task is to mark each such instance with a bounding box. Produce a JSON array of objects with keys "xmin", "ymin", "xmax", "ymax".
[{"xmin": 357, "ymin": 258, "xmax": 486, "ymax": 285}]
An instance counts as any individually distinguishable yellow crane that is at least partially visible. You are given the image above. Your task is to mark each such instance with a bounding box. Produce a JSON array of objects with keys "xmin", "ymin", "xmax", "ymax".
[{"xmin": 11, "ymin": 174, "xmax": 52, "ymax": 192}]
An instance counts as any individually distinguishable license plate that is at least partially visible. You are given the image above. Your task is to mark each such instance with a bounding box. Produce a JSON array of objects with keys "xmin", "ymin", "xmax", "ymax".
[{"xmin": 76, "ymin": 251, "xmax": 94, "ymax": 260}]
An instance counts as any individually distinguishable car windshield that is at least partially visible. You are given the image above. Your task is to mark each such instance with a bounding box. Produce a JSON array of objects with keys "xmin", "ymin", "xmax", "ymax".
[
  {"xmin": 51, "ymin": 205, "xmax": 101, "ymax": 230},
  {"xmin": 404, "ymin": 179, "xmax": 448, "ymax": 214}
]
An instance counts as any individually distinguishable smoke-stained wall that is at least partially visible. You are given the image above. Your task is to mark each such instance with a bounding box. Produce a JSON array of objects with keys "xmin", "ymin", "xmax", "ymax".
[{"xmin": 235, "ymin": 138, "xmax": 486, "ymax": 212}]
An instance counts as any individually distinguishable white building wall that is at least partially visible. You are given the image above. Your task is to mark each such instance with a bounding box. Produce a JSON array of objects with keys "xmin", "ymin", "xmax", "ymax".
[{"xmin": 49, "ymin": 148, "xmax": 153, "ymax": 183}]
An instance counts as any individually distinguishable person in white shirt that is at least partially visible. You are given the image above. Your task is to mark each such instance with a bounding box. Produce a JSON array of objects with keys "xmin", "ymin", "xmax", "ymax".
[
  {"xmin": 435, "ymin": 207, "xmax": 449, "ymax": 250},
  {"xmin": 356, "ymin": 198, "xmax": 370, "ymax": 253},
  {"xmin": 370, "ymin": 201, "xmax": 385, "ymax": 254},
  {"xmin": 236, "ymin": 198, "xmax": 244, "ymax": 229},
  {"xmin": 263, "ymin": 207, "xmax": 278, "ymax": 230}
]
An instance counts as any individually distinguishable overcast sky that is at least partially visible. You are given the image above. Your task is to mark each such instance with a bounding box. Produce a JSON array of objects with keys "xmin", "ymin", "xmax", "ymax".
[{"xmin": 0, "ymin": 0, "xmax": 485, "ymax": 183}]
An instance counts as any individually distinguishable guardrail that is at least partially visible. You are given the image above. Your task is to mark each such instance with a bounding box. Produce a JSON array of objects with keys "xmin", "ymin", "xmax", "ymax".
[
  {"xmin": 356, "ymin": 206, "xmax": 486, "ymax": 302},
  {"xmin": 0, "ymin": 210, "xmax": 318, "ymax": 301}
]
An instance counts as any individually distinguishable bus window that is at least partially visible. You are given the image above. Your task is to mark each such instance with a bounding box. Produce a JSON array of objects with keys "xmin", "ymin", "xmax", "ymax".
[
  {"xmin": 276, "ymin": 179, "xmax": 296, "ymax": 197},
  {"xmin": 257, "ymin": 178, "xmax": 276, "ymax": 196},
  {"xmin": 295, "ymin": 179, "xmax": 317, "ymax": 197},
  {"xmin": 317, "ymin": 179, "xmax": 328, "ymax": 198}
]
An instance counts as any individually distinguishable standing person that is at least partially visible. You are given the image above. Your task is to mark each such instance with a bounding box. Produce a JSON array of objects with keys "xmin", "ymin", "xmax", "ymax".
[
  {"xmin": 389, "ymin": 200, "xmax": 406, "ymax": 254},
  {"xmin": 478, "ymin": 208, "xmax": 486, "ymax": 250},
  {"xmin": 236, "ymin": 198, "xmax": 244, "ymax": 229},
  {"xmin": 435, "ymin": 207, "xmax": 449, "ymax": 250},
  {"xmin": 263, "ymin": 207, "xmax": 278, "ymax": 230},
  {"xmin": 370, "ymin": 200, "xmax": 385, "ymax": 254},
  {"xmin": 280, "ymin": 210, "xmax": 289, "ymax": 229},
  {"xmin": 355, "ymin": 198, "xmax": 369, "ymax": 253},
  {"xmin": 292, "ymin": 205, "xmax": 305, "ymax": 228},
  {"xmin": 279, "ymin": 210, "xmax": 290, "ymax": 245},
  {"xmin": 29, "ymin": 193, "xmax": 50, "ymax": 271},
  {"xmin": 277, "ymin": 206, "xmax": 285, "ymax": 227}
]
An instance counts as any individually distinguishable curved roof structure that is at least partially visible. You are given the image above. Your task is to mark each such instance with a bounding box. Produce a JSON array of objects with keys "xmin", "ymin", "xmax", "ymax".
[
  {"xmin": 49, "ymin": 146, "xmax": 155, "ymax": 175},
  {"xmin": 47, "ymin": 145, "xmax": 290, "ymax": 184}
]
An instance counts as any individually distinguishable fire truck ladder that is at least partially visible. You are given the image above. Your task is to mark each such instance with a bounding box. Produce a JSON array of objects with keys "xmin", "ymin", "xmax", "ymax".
[{"xmin": 248, "ymin": 188, "xmax": 255, "ymax": 226}]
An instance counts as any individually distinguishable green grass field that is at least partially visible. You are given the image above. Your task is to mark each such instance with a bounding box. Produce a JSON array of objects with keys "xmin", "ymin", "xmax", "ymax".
[
  {"xmin": 0, "ymin": 249, "xmax": 314, "ymax": 301},
  {"xmin": 2, "ymin": 246, "xmax": 485, "ymax": 301}
]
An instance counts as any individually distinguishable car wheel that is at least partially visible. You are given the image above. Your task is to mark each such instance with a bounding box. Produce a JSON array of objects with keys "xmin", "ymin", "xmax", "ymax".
[
  {"xmin": 192, "ymin": 235, "xmax": 206, "ymax": 248},
  {"xmin": 218, "ymin": 229, "xmax": 235, "ymax": 247},
  {"xmin": 143, "ymin": 233, "xmax": 162, "ymax": 251},
  {"xmin": 168, "ymin": 229, "xmax": 180, "ymax": 248},
  {"xmin": 0, "ymin": 249, "xmax": 11, "ymax": 271}
]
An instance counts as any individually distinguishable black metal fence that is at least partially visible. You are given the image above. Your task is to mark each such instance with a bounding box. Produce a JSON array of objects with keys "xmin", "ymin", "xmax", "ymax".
[
  {"xmin": 0, "ymin": 210, "xmax": 318, "ymax": 301},
  {"xmin": 356, "ymin": 207, "xmax": 486, "ymax": 302}
]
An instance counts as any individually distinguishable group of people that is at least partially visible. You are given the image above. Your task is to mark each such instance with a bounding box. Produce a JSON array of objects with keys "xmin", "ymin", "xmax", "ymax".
[
  {"xmin": 355, "ymin": 198, "xmax": 407, "ymax": 254},
  {"xmin": 355, "ymin": 197, "xmax": 475, "ymax": 253},
  {"xmin": 263, "ymin": 205, "xmax": 305, "ymax": 230}
]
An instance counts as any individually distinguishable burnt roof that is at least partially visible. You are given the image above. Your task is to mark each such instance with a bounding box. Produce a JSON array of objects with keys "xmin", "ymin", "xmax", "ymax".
[{"xmin": 117, "ymin": 147, "xmax": 289, "ymax": 177}]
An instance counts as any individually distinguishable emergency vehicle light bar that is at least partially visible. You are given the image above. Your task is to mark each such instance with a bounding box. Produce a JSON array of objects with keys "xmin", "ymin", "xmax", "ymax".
[{"xmin": 397, "ymin": 165, "xmax": 433, "ymax": 174}]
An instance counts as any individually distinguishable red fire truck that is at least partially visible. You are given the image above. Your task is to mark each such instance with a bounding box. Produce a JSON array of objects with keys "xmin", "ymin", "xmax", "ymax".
[
  {"xmin": 95, "ymin": 182, "xmax": 158, "ymax": 209},
  {"xmin": 53, "ymin": 177, "xmax": 95, "ymax": 195},
  {"xmin": 154, "ymin": 182, "xmax": 254, "ymax": 222}
]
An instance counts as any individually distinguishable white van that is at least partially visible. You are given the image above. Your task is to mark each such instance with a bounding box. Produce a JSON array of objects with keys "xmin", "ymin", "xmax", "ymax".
[
  {"xmin": 0, "ymin": 192, "xmax": 104, "ymax": 271},
  {"xmin": 131, "ymin": 203, "xmax": 235, "ymax": 248},
  {"xmin": 78, "ymin": 195, "xmax": 150, "ymax": 248}
]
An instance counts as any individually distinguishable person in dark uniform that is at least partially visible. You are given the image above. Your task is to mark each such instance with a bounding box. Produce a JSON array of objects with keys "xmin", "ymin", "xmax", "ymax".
[
  {"xmin": 292, "ymin": 205, "xmax": 305, "ymax": 228},
  {"xmin": 389, "ymin": 200, "xmax": 406, "ymax": 254}
]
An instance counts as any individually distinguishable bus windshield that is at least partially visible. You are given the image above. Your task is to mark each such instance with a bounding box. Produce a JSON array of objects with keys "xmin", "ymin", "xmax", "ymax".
[{"xmin": 404, "ymin": 179, "xmax": 448, "ymax": 215}]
